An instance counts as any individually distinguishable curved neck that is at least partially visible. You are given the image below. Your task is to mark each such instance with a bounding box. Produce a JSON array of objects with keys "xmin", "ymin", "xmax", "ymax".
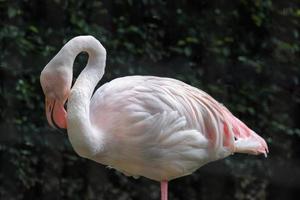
[
  {"xmin": 63, "ymin": 36, "xmax": 106, "ymax": 158},
  {"xmin": 67, "ymin": 36, "xmax": 106, "ymax": 98}
]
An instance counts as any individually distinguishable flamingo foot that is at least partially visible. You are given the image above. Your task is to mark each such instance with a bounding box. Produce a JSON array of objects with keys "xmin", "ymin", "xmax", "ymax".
[{"xmin": 160, "ymin": 180, "xmax": 168, "ymax": 200}]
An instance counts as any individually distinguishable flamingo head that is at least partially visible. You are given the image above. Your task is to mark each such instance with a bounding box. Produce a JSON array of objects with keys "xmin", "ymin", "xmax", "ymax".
[{"xmin": 40, "ymin": 62, "xmax": 72, "ymax": 130}]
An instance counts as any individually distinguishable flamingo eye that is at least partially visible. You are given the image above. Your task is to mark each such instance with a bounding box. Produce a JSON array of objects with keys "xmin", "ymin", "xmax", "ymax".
[{"xmin": 64, "ymin": 100, "xmax": 68, "ymax": 110}]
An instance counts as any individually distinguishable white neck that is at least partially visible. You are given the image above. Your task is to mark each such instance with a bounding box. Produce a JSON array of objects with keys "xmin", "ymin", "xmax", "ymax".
[{"xmin": 60, "ymin": 36, "xmax": 106, "ymax": 158}]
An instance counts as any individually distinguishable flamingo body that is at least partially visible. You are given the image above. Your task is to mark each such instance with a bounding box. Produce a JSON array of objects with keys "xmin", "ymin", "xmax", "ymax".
[
  {"xmin": 40, "ymin": 36, "xmax": 268, "ymax": 200},
  {"xmin": 84, "ymin": 76, "xmax": 228, "ymax": 181}
]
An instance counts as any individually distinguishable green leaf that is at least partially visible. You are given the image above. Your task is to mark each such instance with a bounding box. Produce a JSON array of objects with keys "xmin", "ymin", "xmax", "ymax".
[{"xmin": 29, "ymin": 26, "xmax": 38, "ymax": 33}]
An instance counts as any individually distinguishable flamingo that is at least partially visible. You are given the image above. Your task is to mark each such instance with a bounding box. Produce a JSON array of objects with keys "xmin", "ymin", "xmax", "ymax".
[{"xmin": 40, "ymin": 36, "xmax": 268, "ymax": 200}]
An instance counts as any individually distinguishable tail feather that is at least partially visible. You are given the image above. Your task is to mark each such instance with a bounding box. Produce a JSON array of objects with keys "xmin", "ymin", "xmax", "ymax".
[
  {"xmin": 232, "ymin": 117, "xmax": 268, "ymax": 157},
  {"xmin": 193, "ymin": 90, "xmax": 269, "ymax": 157},
  {"xmin": 222, "ymin": 108, "xmax": 269, "ymax": 157}
]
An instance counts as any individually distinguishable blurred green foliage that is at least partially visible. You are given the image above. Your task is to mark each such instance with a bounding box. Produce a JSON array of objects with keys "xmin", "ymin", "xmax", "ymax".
[{"xmin": 0, "ymin": 0, "xmax": 299, "ymax": 200}]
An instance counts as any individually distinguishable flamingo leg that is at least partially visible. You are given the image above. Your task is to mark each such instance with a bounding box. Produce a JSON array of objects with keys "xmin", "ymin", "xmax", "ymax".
[{"xmin": 160, "ymin": 180, "xmax": 168, "ymax": 200}]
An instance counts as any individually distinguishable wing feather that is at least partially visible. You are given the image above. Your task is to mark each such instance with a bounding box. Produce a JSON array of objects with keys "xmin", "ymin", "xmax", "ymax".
[{"xmin": 89, "ymin": 76, "xmax": 268, "ymax": 180}]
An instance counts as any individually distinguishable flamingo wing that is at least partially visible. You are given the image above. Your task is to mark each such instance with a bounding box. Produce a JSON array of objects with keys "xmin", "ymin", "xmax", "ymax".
[
  {"xmin": 116, "ymin": 110, "xmax": 210, "ymax": 181},
  {"xmin": 89, "ymin": 76, "xmax": 268, "ymax": 181}
]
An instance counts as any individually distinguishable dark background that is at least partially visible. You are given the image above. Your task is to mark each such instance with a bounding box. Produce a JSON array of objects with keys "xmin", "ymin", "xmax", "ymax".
[{"xmin": 0, "ymin": 0, "xmax": 300, "ymax": 199}]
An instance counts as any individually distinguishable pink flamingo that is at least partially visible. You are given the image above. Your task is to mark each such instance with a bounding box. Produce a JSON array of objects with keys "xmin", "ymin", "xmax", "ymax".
[{"xmin": 40, "ymin": 36, "xmax": 268, "ymax": 200}]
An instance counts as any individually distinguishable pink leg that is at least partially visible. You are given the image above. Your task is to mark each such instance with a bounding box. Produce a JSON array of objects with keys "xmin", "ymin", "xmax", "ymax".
[{"xmin": 160, "ymin": 180, "xmax": 168, "ymax": 200}]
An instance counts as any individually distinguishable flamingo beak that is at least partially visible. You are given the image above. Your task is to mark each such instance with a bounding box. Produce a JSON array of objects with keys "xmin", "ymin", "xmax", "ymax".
[{"xmin": 45, "ymin": 97, "xmax": 67, "ymax": 130}]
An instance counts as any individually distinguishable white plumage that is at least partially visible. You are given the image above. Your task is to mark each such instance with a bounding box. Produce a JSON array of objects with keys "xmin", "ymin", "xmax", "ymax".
[{"xmin": 86, "ymin": 76, "xmax": 228, "ymax": 180}]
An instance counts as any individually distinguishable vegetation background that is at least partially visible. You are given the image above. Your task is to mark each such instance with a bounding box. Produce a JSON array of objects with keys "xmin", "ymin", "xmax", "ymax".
[{"xmin": 0, "ymin": 0, "xmax": 299, "ymax": 199}]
